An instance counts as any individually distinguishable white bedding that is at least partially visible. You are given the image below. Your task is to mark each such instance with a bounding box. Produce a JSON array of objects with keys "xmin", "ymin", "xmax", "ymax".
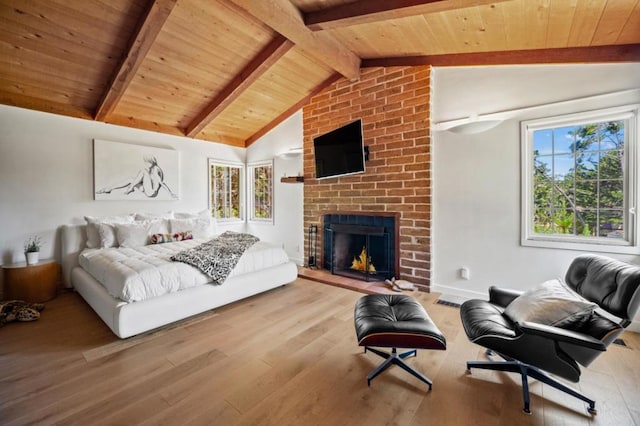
[{"xmin": 79, "ymin": 238, "xmax": 290, "ymax": 302}]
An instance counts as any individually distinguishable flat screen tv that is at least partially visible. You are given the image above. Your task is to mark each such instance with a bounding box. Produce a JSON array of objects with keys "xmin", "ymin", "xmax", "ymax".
[{"xmin": 313, "ymin": 119, "xmax": 365, "ymax": 179}]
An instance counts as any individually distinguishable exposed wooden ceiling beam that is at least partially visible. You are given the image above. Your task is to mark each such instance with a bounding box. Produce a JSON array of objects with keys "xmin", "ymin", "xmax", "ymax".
[
  {"xmin": 94, "ymin": 0, "xmax": 177, "ymax": 121},
  {"xmin": 361, "ymin": 44, "xmax": 640, "ymax": 67},
  {"xmin": 245, "ymin": 73, "xmax": 342, "ymax": 146},
  {"xmin": 226, "ymin": 0, "xmax": 361, "ymax": 81},
  {"xmin": 185, "ymin": 35, "xmax": 293, "ymax": 138},
  {"xmin": 305, "ymin": 0, "xmax": 514, "ymax": 31}
]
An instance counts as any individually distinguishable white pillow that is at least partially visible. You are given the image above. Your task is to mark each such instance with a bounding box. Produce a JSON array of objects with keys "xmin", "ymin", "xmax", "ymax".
[
  {"xmin": 115, "ymin": 219, "xmax": 170, "ymax": 248},
  {"xmin": 504, "ymin": 279, "xmax": 597, "ymax": 328},
  {"xmin": 85, "ymin": 214, "xmax": 134, "ymax": 248},
  {"xmin": 169, "ymin": 218, "xmax": 212, "ymax": 240},
  {"xmin": 115, "ymin": 222, "xmax": 150, "ymax": 248},
  {"xmin": 150, "ymin": 219, "xmax": 170, "ymax": 235},
  {"xmin": 134, "ymin": 211, "xmax": 174, "ymax": 221},
  {"xmin": 172, "ymin": 210, "xmax": 217, "ymax": 236},
  {"xmin": 95, "ymin": 223, "xmax": 118, "ymax": 248}
]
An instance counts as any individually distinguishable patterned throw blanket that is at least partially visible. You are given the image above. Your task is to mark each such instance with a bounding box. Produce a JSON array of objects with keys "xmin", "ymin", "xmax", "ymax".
[{"xmin": 170, "ymin": 231, "xmax": 259, "ymax": 285}]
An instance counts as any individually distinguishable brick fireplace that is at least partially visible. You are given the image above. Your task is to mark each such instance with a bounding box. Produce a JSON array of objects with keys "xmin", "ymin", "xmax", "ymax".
[{"xmin": 303, "ymin": 66, "xmax": 432, "ymax": 290}]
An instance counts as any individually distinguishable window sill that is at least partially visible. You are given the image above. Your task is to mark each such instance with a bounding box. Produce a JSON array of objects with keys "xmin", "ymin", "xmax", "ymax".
[{"xmin": 521, "ymin": 237, "xmax": 640, "ymax": 255}]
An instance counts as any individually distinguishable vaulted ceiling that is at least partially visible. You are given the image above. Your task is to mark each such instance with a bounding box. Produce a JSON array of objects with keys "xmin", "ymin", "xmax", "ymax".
[{"xmin": 1, "ymin": 0, "xmax": 639, "ymax": 147}]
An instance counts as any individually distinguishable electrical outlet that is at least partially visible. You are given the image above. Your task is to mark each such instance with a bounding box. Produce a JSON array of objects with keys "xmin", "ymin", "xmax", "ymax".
[{"xmin": 460, "ymin": 267, "xmax": 470, "ymax": 280}]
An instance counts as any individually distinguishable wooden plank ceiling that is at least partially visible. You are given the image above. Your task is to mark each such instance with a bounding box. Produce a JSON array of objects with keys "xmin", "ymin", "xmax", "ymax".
[{"xmin": 0, "ymin": 0, "xmax": 639, "ymax": 147}]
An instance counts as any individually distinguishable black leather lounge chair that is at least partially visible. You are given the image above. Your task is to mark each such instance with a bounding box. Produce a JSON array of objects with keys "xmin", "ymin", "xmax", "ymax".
[{"xmin": 459, "ymin": 254, "xmax": 640, "ymax": 414}]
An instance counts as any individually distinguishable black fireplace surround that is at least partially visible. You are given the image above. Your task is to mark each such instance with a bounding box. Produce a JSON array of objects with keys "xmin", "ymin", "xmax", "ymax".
[{"xmin": 323, "ymin": 213, "xmax": 397, "ymax": 282}]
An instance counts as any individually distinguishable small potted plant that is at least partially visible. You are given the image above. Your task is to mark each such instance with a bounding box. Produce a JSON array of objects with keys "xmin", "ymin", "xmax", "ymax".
[{"xmin": 24, "ymin": 236, "xmax": 42, "ymax": 265}]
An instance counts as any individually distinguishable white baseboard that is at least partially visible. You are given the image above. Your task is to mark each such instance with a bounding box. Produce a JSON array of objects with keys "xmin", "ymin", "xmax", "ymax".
[
  {"xmin": 431, "ymin": 283, "xmax": 640, "ymax": 334},
  {"xmin": 430, "ymin": 283, "xmax": 487, "ymax": 303}
]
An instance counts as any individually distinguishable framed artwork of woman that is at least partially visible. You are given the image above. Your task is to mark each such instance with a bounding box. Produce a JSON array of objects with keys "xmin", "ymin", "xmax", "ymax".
[{"xmin": 93, "ymin": 139, "xmax": 180, "ymax": 201}]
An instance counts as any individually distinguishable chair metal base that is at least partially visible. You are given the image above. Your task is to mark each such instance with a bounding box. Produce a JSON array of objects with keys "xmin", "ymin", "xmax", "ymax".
[
  {"xmin": 466, "ymin": 349, "xmax": 596, "ymax": 415},
  {"xmin": 364, "ymin": 346, "xmax": 433, "ymax": 390}
]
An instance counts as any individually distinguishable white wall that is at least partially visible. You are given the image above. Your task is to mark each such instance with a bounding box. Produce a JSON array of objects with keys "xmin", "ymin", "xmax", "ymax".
[
  {"xmin": 431, "ymin": 63, "xmax": 640, "ymax": 328},
  {"xmin": 0, "ymin": 105, "xmax": 245, "ymax": 268},
  {"xmin": 246, "ymin": 110, "xmax": 304, "ymax": 264}
]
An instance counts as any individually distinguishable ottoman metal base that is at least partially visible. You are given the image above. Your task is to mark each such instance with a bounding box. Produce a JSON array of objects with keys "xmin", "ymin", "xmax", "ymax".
[{"xmin": 365, "ymin": 346, "xmax": 433, "ymax": 390}]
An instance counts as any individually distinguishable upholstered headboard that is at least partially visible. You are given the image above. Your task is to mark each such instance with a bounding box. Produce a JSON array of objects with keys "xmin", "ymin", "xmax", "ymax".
[{"xmin": 60, "ymin": 224, "xmax": 87, "ymax": 288}]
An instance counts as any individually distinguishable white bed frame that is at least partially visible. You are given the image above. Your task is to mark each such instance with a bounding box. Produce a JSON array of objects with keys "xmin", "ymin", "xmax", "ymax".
[{"xmin": 61, "ymin": 225, "xmax": 298, "ymax": 338}]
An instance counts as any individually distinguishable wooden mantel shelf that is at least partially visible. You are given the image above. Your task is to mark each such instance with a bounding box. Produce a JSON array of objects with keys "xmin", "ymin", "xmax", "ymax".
[{"xmin": 281, "ymin": 176, "xmax": 304, "ymax": 183}]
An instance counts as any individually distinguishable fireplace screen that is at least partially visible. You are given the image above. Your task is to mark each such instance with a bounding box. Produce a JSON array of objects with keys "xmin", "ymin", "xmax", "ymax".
[{"xmin": 327, "ymin": 223, "xmax": 391, "ymax": 281}]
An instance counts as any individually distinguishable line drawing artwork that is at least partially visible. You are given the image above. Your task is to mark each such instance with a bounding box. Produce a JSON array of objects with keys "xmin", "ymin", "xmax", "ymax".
[
  {"xmin": 96, "ymin": 155, "xmax": 178, "ymax": 199},
  {"xmin": 94, "ymin": 140, "xmax": 180, "ymax": 201}
]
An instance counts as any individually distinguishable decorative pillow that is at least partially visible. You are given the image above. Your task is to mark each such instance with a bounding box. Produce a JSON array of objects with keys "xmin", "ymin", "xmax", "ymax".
[
  {"xmin": 176, "ymin": 231, "xmax": 193, "ymax": 241},
  {"xmin": 147, "ymin": 218, "xmax": 170, "ymax": 235},
  {"xmin": 96, "ymin": 223, "xmax": 119, "ymax": 248},
  {"xmin": 84, "ymin": 214, "xmax": 135, "ymax": 248},
  {"xmin": 150, "ymin": 231, "xmax": 193, "ymax": 244},
  {"xmin": 150, "ymin": 233, "xmax": 172, "ymax": 244},
  {"xmin": 504, "ymin": 279, "xmax": 597, "ymax": 328},
  {"xmin": 113, "ymin": 220, "xmax": 170, "ymax": 248},
  {"xmin": 115, "ymin": 222, "xmax": 151, "ymax": 248},
  {"xmin": 169, "ymin": 218, "xmax": 212, "ymax": 240}
]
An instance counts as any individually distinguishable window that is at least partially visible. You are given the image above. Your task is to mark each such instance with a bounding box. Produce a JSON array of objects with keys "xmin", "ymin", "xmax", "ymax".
[
  {"xmin": 521, "ymin": 105, "xmax": 639, "ymax": 254},
  {"xmin": 248, "ymin": 161, "xmax": 273, "ymax": 223},
  {"xmin": 208, "ymin": 160, "xmax": 243, "ymax": 221}
]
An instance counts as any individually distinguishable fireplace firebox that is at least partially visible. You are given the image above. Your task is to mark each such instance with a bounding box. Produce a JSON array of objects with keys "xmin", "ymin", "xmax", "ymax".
[{"xmin": 323, "ymin": 214, "xmax": 397, "ymax": 282}]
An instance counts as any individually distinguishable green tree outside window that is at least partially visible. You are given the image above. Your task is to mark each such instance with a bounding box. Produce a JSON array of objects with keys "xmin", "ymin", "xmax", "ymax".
[
  {"xmin": 210, "ymin": 162, "xmax": 242, "ymax": 220},
  {"xmin": 249, "ymin": 162, "xmax": 273, "ymax": 221}
]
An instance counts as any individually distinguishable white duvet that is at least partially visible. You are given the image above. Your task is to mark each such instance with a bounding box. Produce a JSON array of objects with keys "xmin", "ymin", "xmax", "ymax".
[{"xmin": 79, "ymin": 238, "xmax": 290, "ymax": 302}]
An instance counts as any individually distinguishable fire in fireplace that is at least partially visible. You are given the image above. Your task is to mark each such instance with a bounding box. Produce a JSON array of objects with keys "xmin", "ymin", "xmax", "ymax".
[{"xmin": 351, "ymin": 246, "xmax": 376, "ymax": 273}]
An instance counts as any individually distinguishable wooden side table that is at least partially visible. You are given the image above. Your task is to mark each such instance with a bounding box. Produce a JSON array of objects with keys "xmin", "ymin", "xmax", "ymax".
[{"xmin": 2, "ymin": 259, "xmax": 59, "ymax": 302}]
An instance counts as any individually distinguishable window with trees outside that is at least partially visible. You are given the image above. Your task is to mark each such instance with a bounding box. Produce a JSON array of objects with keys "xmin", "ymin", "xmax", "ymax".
[
  {"xmin": 209, "ymin": 160, "xmax": 243, "ymax": 221},
  {"xmin": 521, "ymin": 105, "xmax": 639, "ymax": 254},
  {"xmin": 248, "ymin": 161, "xmax": 273, "ymax": 223}
]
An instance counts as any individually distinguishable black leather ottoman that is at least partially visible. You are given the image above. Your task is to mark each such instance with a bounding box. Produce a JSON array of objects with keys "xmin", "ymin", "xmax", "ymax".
[{"xmin": 354, "ymin": 294, "xmax": 446, "ymax": 390}]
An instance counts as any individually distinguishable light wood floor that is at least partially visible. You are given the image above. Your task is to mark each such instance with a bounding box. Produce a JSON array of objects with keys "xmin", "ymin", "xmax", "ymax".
[{"xmin": 1, "ymin": 279, "xmax": 639, "ymax": 425}]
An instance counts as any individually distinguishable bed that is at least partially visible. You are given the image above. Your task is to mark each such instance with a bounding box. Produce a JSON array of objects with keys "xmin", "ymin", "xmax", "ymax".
[{"xmin": 60, "ymin": 224, "xmax": 298, "ymax": 338}]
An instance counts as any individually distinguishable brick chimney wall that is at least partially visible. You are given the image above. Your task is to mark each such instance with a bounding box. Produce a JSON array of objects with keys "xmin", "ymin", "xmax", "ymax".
[{"xmin": 303, "ymin": 66, "xmax": 432, "ymax": 289}]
